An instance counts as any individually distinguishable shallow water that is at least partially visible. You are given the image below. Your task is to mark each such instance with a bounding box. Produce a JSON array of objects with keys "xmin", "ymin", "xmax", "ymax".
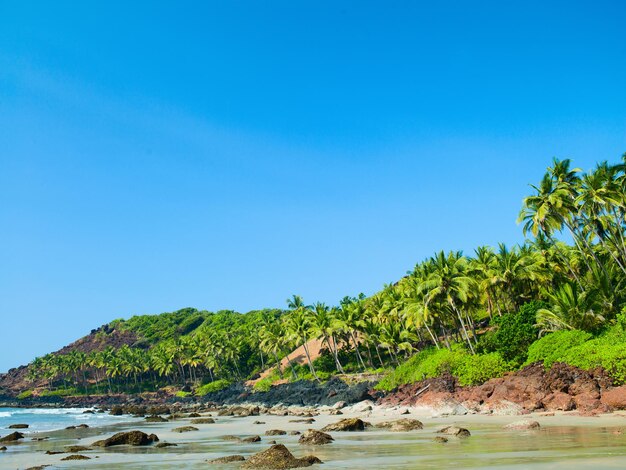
[{"xmin": 2, "ymin": 410, "xmax": 626, "ymax": 469}]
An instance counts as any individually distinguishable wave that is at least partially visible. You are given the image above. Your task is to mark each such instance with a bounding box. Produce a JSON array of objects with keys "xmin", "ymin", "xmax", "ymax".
[{"xmin": 0, "ymin": 412, "xmax": 11, "ymax": 418}]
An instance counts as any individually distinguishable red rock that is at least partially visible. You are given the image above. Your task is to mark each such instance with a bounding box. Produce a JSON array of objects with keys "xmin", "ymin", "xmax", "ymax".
[
  {"xmin": 543, "ymin": 392, "xmax": 575, "ymax": 411},
  {"xmin": 601, "ymin": 386, "xmax": 626, "ymax": 410}
]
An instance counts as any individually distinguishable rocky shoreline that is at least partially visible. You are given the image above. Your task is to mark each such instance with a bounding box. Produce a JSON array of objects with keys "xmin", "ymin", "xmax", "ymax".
[{"xmin": 4, "ymin": 363, "xmax": 626, "ymax": 417}]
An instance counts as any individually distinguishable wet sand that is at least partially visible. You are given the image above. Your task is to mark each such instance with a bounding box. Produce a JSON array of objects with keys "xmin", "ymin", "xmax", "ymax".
[{"xmin": 3, "ymin": 405, "xmax": 626, "ymax": 469}]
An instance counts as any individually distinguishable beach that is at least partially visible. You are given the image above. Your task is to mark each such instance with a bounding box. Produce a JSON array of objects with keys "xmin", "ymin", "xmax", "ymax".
[{"xmin": 3, "ymin": 403, "xmax": 626, "ymax": 469}]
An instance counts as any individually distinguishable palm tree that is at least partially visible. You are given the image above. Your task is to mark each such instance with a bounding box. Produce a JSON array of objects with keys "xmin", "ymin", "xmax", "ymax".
[
  {"xmin": 536, "ymin": 283, "xmax": 604, "ymax": 333},
  {"xmin": 285, "ymin": 296, "xmax": 319, "ymax": 380},
  {"xmin": 310, "ymin": 302, "xmax": 345, "ymax": 373}
]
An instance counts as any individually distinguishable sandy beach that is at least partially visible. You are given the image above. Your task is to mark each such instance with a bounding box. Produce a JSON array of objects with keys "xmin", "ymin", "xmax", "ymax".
[{"xmin": 3, "ymin": 403, "xmax": 626, "ymax": 469}]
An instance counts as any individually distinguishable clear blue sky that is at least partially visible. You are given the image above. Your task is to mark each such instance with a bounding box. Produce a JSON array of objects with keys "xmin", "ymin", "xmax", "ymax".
[{"xmin": 1, "ymin": 1, "xmax": 625, "ymax": 372}]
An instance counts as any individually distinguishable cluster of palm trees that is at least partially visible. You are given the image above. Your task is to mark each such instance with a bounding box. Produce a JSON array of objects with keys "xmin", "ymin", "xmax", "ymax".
[{"xmin": 27, "ymin": 156, "xmax": 626, "ymax": 394}]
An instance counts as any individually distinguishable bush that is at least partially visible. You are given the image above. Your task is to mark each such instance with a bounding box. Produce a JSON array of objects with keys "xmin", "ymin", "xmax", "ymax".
[
  {"xmin": 17, "ymin": 390, "xmax": 33, "ymax": 400},
  {"xmin": 253, "ymin": 370, "xmax": 281, "ymax": 392},
  {"xmin": 195, "ymin": 379, "xmax": 230, "ymax": 396},
  {"xmin": 479, "ymin": 301, "xmax": 543, "ymax": 365},
  {"xmin": 525, "ymin": 330, "xmax": 592, "ymax": 368},
  {"xmin": 175, "ymin": 391, "xmax": 191, "ymax": 398},
  {"xmin": 455, "ymin": 352, "xmax": 514, "ymax": 386}
]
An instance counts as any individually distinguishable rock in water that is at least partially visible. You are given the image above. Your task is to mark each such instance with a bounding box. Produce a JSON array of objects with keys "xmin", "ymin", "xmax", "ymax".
[
  {"xmin": 376, "ymin": 419, "xmax": 423, "ymax": 432},
  {"xmin": 64, "ymin": 445, "xmax": 91, "ymax": 453},
  {"xmin": 145, "ymin": 415, "xmax": 168, "ymax": 423},
  {"xmin": 242, "ymin": 444, "xmax": 321, "ymax": 469},
  {"xmin": 155, "ymin": 442, "xmax": 178, "ymax": 448},
  {"xmin": 437, "ymin": 426, "xmax": 471, "ymax": 437},
  {"xmin": 242, "ymin": 435, "xmax": 262, "ymax": 443},
  {"xmin": 0, "ymin": 432, "xmax": 24, "ymax": 443},
  {"xmin": 321, "ymin": 418, "xmax": 366, "ymax": 432},
  {"xmin": 208, "ymin": 455, "xmax": 246, "ymax": 464},
  {"xmin": 172, "ymin": 426, "xmax": 199, "ymax": 433},
  {"xmin": 8, "ymin": 424, "xmax": 28, "ymax": 429},
  {"xmin": 191, "ymin": 417, "xmax": 216, "ymax": 424},
  {"xmin": 504, "ymin": 420, "xmax": 540, "ymax": 430},
  {"xmin": 92, "ymin": 431, "xmax": 159, "ymax": 447},
  {"xmin": 61, "ymin": 454, "xmax": 91, "ymax": 461},
  {"xmin": 298, "ymin": 430, "xmax": 334, "ymax": 445},
  {"xmin": 265, "ymin": 429, "xmax": 287, "ymax": 436}
]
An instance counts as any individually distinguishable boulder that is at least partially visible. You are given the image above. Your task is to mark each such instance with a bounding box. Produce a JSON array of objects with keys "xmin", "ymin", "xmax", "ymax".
[
  {"xmin": 0, "ymin": 446, "xmax": 6, "ymax": 451},
  {"xmin": 92, "ymin": 431, "xmax": 159, "ymax": 447},
  {"xmin": 503, "ymin": 420, "xmax": 540, "ymax": 430},
  {"xmin": 289, "ymin": 431, "xmax": 301, "ymax": 436},
  {"xmin": 543, "ymin": 392, "xmax": 575, "ymax": 411},
  {"xmin": 601, "ymin": 385, "xmax": 626, "ymax": 410},
  {"xmin": 145, "ymin": 415, "xmax": 168, "ymax": 423},
  {"xmin": 64, "ymin": 445, "xmax": 92, "ymax": 452},
  {"xmin": 376, "ymin": 419, "xmax": 423, "ymax": 432},
  {"xmin": 437, "ymin": 426, "xmax": 471, "ymax": 437},
  {"xmin": 298, "ymin": 429, "xmax": 334, "ymax": 445},
  {"xmin": 172, "ymin": 426, "xmax": 199, "ymax": 433},
  {"xmin": 208, "ymin": 455, "xmax": 246, "ymax": 464},
  {"xmin": 321, "ymin": 418, "xmax": 366, "ymax": 432},
  {"xmin": 0, "ymin": 431, "xmax": 24, "ymax": 443},
  {"xmin": 188, "ymin": 413, "xmax": 201, "ymax": 418},
  {"xmin": 265, "ymin": 429, "xmax": 287, "ymax": 436},
  {"xmin": 191, "ymin": 418, "xmax": 215, "ymax": 424},
  {"xmin": 61, "ymin": 454, "xmax": 90, "ymax": 460},
  {"xmin": 8, "ymin": 424, "xmax": 28, "ymax": 429},
  {"xmin": 242, "ymin": 444, "xmax": 321, "ymax": 469},
  {"xmin": 242, "ymin": 436, "xmax": 262, "ymax": 443},
  {"xmin": 155, "ymin": 442, "xmax": 178, "ymax": 448}
]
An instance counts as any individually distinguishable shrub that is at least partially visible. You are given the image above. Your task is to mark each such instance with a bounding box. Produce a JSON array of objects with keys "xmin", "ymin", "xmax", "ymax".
[
  {"xmin": 454, "ymin": 352, "xmax": 514, "ymax": 386},
  {"xmin": 479, "ymin": 301, "xmax": 543, "ymax": 365},
  {"xmin": 17, "ymin": 390, "xmax": 33, "ymax": 400},
  {"xmin": 525, "ymin": 330, "xmax": 592, "ymax": 368},
  {"xmin": 195, "ymin": 379, "xmax": 230, "ymax": 396},
  {"xmin": 253, "ymin": 370, "xmax": 281, "ymax": 392},
  {"xmin": 175, "ymin": 391, "xmax": 191, "ymax": 398}
]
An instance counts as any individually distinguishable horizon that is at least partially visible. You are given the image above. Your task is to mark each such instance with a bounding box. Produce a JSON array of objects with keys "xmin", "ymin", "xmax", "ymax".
[{"xmin": 1, "ymin": 1, "xmax": 626, "ymax": 373}]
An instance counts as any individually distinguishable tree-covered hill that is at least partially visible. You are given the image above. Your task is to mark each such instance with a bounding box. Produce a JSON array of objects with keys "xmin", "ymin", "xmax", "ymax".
[{"xmin": 4, "ymin": 155, "xmax": 626, "ymax": 400}]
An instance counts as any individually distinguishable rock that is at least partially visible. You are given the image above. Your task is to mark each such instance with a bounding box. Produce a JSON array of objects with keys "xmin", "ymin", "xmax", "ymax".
[
  {"xmin": 191, "ymin": 418, "xmax": 216, "ymax": 424},
  {"xmin": 61, "ymin": 454, "xmax": 90, "ymax": 460},
  {"xmin": 0, "ymin": 431, "xmax": 24, "ymax": 443},
  {"xmin": 109, "ymin": 406, "xmax": 123, "ymax": 416},
  {"xmin": 328, "ymin": 410, "xmax": 343, "ymax": 415},
  {"xmin": 254, "ymin": 421, "xmax": 266, "ymax": 425},
  {"xmin": 265, "ymin": 429, "xmax": 287, "ymax": 436},
  {"xmin": 8, "ymin": 424, "xmax": 28, "ymax": 429},
  {"xmin": 46, "ymin": 450, "xmax": 64, "ymax": 455},
  {"xmin": 289, "ymin": 431, "xmax": 301, "ymax": 436},
  {"xmin": 26, "ymin": 466, "xmax": 50, "ymax": 470},
  {"xmin": 242, "ymin": 435, "xmax": 262, "ymax": 443},
  {"xmin": 65, "ymin": 445, "xmax": 92, "ymax": 452},
  {"xmin": 401, "ymin": 409, "xmax": 411, "ymax": 415},
  {"xmin": 298, "ymin": 429, "xmax": 334, "ymax": 445},
  {"xmin": 504, "ymin": 420, "xmax": 541, "ymax": 430},
  {"xmin": 332, "ymin": 401, "xmax": 346, "ymax": 409},
  {"xmin": 32, "ymin": 437, "xmax": 49, "ymax": 441},
  {"xmin": 147, "ymin": 406, "xmax": 171, "ymax": 415},
  {"xmin": 601, "ymin": 385, "xmax": 626, "ymax": 410},
  {"xmin": 376, "ymin": 419, "xmax": 423, "ymax": 432},
  {"xmin": 222, "ymin": 435, "xmax": 243, "ymax": 441},
  {"xmin": 83, "ymin": 410, "xmax": 95, "ymax": 414},
  {"xmin": 351, "ymin": 400, "xmax": 375, "ymax": 412},
  {"xmin": 155, "ymin": 441, "xmax": 178, "ymax": 448},
  {"xmin": 433, "ymin": 437, "xmax": 448, "ymax": 443},
  {"xmin": 208, "ymin": 455, "xmax": 246, "ymax": 464},
  {"xmin": 437, "ymin": 426, "xmax": 471, "ymax": 437},
  {"xmin": 544, "ymin": 392, "xmax": 575, "ymax": 411},
  {"xmin": 77, "ymin": 424, "xmax": 89, "ymax": 428},
  {"xmin": 188, "ymin": 412, "xmax": 201, "ymax": 418},
  {"xmin": 172, "ymin": 426, "xmax": 199, "ymax": 433},
  {"xmin": 0, "ymin": 446, "xmax": 6, "ymax": 451},
  {"xmin": 145, "ymin": 415, "xmax": 168, "ymax": 423},
  {"xmin": 92, "ymin": 430, "xmax": 159, "ymax": 447},
  {"xmin": 321, "ymin": 418, "xmax": 366, "ymax": 432},
  {"xmin": 65, "ymin": 426, "xmax": 76, "ymax": 430},
  {"xmin": 289, "ymin": 419, "xmax": 315, "ymax": 424},
  {"xmin": 242, "ymin": 444, "xmax": 321, "ymax": 469}
]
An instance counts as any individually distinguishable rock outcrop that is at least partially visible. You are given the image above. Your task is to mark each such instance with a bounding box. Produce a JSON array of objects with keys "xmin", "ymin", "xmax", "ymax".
[
  {"xmin": 321, "ymin": 418, "xmax": 366, "ymax": 432},
  {"xmin": 92, "ymin": 431, "xmax": 158, "ymax": 447},
  {"xmin": 242, "ymin": 444, "xmax": 321, "ymax": 469}
]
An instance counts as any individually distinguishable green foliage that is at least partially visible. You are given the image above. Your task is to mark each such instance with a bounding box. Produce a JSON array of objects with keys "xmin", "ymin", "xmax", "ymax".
[
  {"xmin": 525, "ymin": 330, "xmax": 592, "ymax": 368},
  {"xmin": 253, "ymin": 370, "xmax": 281, "ymax": 392},
  {"xmin": 195, "ymin": 379, "xmax": 230, "ymax": 396},
  {"xmin": 454, "ymin": 352, "xmax": 514, "ymax": 386},
  {"xmin": 16, "ymin": 390, "xmax": 33, "ymax": 399},
  {"xmin": 479, "ymin": 301, "xmax": 543, "ymax": 364},
  {"xmin": 175, "ymin": 391, "xmax": 191, "ymax": 398},
  {"xmin": 39, "ymin": 388, "xmax": 77, "ymax": 397}
]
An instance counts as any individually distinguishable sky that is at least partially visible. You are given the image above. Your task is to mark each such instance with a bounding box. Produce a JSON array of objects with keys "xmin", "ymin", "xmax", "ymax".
[{"xmin": 1, "ymin": 1, "xmax": 625, "ymax": 373}]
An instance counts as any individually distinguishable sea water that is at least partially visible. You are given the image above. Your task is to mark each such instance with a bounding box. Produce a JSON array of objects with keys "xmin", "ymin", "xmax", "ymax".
[{"xmin": 0, "ymin": 407, "xmax": 132, "ymax": 433}]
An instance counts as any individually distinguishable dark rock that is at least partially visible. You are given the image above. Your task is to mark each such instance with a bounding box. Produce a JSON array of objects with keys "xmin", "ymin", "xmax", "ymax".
[
  {"xmin": 321, "ymin": 418, "xmax": 365, "ymax": 432},
  {"xmin": 83, "ymin": 410, "xmax": 95, "ymax": 414},
  {"xmin": 172, "ymin": 426, "xmax": 199, "ymax": 433},
  {"xmin": 298, "ymin": 429, "xmax": 333, "ymax": 445},
  {"xmin": 437, "ymin": 426, "xmax": 471, "ymax": 437},
  {"xmin": 265, "ymin": 429, "xmax": 287, "ymax": 436},
  {"xmin": 92, "ymin": 430, "xmax": 159, "ymax": 447},
  {"xmin": 241, "ymin": 444, "xmax": 321, "ymax": 468},
  {"xmin": 376, "ymin": 418, "xmax": 423, "ymax": 432},
  {"xmin": 76, "ymin": 424, "xmax": 89, "ymax": 428},
  {"xmin": 145, "ymin": 415, "xmax": 168, "ymax": 423},
  {"xmin": 253, "ymin": 421, "xmax": 266, "ymax": 425},
  {"xmin": 434, "ymin": 437, "xmax": 448, "ymax": 443},
  {"xmin": 289, "ymin": 431, "xmax": 301, "ymax": 436},
  {"xmin": 190, "ymin": 417, "xmax": 215, "ymax": 424},
  {"xmin": 289, "ymin": 419, "xmax": 315, "ymax": 424},
  {"xmin": 242, "ymin": 435, "xmax": 262, "ymax": 443},
  {"xmin": 208, "ymin": 455, "xmax": 246, "ymax": 464},
  {"xmin": 155, "ymin": 442, "xmax": 178, "ymax": 448},
  {"xmin": 65, "ymin": 445, "xmax": 92, "ymax": 452},
  {"xmin": 61, "ymin": 454, "xmax": 91, "ymax": 460},
  {"xmin": 0, "ymin": 431, "xmax": 24, "ymax": 443},
  {"xmin": 188, "ymin": 412, "xmax": 201, "ymax": 418},
  {"xmin": 221, "ymin": 435, "xmax": 243, "ymax": 441},
  {"xmin": 46, "ymin": 450, "xmax": 64, "ymax": 455},
  {"xmin": 8, "ymin": 424, "xmax": 28, "ymax": 429},
  {"xmin": 0, "ymin": 446, "xmax": 6, "ymax": 451}
]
